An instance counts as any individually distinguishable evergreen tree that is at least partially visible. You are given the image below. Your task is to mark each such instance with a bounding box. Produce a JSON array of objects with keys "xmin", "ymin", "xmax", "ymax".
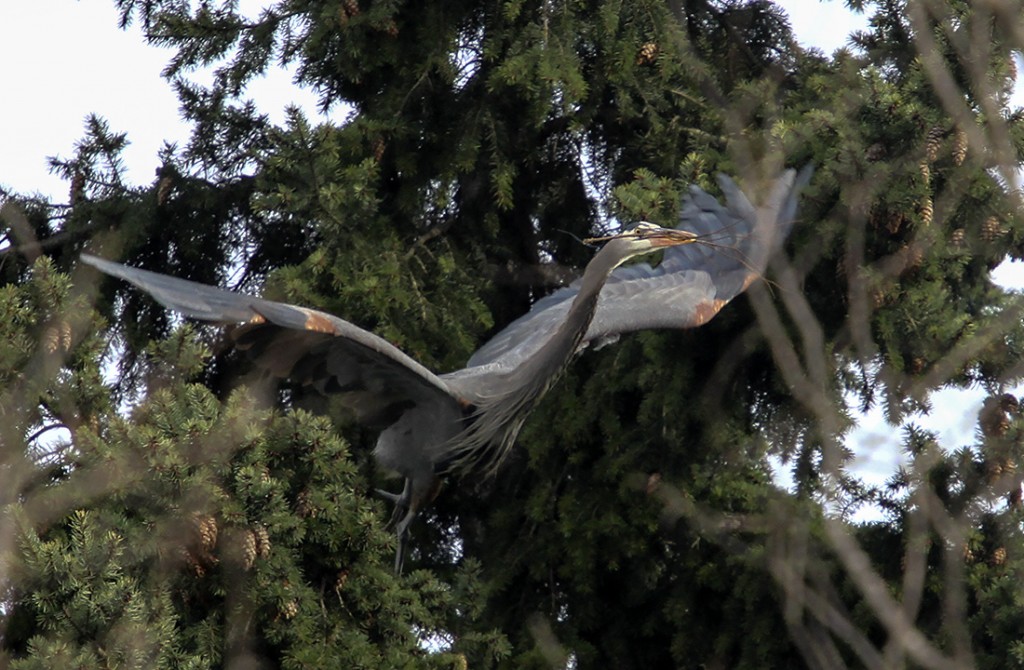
[{"xmin": 2, "ymin": 0, "xmax": 1024, "ymax": 667}]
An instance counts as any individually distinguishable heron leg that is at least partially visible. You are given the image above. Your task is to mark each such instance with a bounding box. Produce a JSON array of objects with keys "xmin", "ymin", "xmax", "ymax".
[
  {"xmin": 392, "ymin": 501, "xmax": 418, "ymax": 574},
  {"xmin": 374, "ymin": 476, "xmax": 441, "ymax": 573},
  {"xmin": 375, "ymin": 478, "xmax": 417, "ymax": 573}
]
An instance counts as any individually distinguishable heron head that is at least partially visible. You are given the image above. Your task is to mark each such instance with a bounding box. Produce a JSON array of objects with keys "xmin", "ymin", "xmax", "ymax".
[{"xmin": 586, "ymin": 222, "xmax": 698, "ymax": 256}]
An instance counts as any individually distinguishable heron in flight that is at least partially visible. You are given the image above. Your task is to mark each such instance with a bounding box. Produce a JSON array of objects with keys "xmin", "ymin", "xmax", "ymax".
[{"xmin": 82, "ymin": 167, "xmax": 810, "ymax": 571}]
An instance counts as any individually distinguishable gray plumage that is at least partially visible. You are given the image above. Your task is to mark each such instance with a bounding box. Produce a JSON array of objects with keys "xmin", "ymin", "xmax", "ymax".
[{"xmin": 81, "ymin": 166, "xmax": 810, "ymax": 571}]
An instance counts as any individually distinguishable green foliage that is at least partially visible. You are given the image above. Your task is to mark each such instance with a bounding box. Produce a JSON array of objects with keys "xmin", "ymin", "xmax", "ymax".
[
  {"xmin": 3, "ymin": 323, "xmax": 499, "ymax": 667},
  {"xmin": 11, "ymin": 509, "xmax": 179, "ymax": 670},
  {"xmin": 5, "ymin": 0, "xmax": 1024, "ymax": 667}
]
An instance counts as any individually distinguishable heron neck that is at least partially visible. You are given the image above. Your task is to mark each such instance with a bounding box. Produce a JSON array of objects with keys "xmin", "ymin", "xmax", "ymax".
[{"xmin": 517, "ymin": 240, "xmax": 624, "ymax": 380}]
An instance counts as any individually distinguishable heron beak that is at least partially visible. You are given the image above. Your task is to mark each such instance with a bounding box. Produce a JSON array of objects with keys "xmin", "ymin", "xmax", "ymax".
[
  {"xmin": 584, "ymin": 226, "xmax": 698, "ymax": 247},
  {"xmin": 646, "ymin": 228, "xmax": 699, "ymax": 247}
]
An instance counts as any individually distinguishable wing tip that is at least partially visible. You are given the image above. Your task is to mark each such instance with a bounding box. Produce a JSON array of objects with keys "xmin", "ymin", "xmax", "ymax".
[{"xmin": 80, "ymin": 253, "xmax": 115, "ymax": 272}]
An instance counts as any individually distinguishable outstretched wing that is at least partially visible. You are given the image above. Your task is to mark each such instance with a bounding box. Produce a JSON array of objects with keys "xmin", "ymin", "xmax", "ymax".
[
  {"xmin": 81, "ymin": 254, "xmax": 461, "ymax": 424},
  {"xmin": 460, "ymin": 166, "xmax": 812, "ymax": 372}
]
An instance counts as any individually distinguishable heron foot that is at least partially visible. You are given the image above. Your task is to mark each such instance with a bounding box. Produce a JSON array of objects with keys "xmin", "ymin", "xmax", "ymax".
[
  {"xmin": 375, "ymin": 476, "xmax": 441, "ymax": 574},
  {"xmin": 376, "ymin": 480, "xmax": 416, "ymax": 573},
  {"xmin": 374, "ymin": 488, "xmax": 403, "ymax": 506}
]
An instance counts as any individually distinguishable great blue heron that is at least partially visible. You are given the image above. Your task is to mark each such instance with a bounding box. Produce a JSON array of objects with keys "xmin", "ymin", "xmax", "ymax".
[{"xmin": 82, "ymin": 167, "xmax": 810, "ymax": 571}]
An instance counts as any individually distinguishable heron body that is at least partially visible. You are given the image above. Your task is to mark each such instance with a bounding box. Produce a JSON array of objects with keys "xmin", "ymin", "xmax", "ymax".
[{"xmin": 82, "ymin": 167, "xmax": 811, "ymax": 571}]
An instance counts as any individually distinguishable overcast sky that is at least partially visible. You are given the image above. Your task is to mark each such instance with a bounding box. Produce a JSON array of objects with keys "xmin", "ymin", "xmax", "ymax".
[
  {"xmin": 1, "ymin": 1, "xmax": 1017, "ymax": 502},
  {"xmin": 2, "ymin": 0, "xmax": 867, "ymax": 202}
]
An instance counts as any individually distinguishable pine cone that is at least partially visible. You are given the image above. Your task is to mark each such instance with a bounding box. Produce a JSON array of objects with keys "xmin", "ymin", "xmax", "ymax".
[
  {"xmin": 645, "ymin": 472, "xmax": 662, "ymax": 496},
  {"xmin": 919, "ymin": 159, "xmax": 930, "ymax": 185},
  {"xmin": 952, "ymin": 128, "xmax": 968, "ymax": 165},
  {"xmin": 342, "ymin": 0, "xmax": 359, "ymax": 17},
  {"xmin": 157, "ymin": 175, "xmax": 174, "ymax": 206},
  {"xmin": 184, "ymin": 550, "xmax": 205, "ymax": 577},
  {"xmin": 899, "ymin": 243, "xmax": 924, "ymax": 270},
  {"xmin": 253, "ymin": 525, "xmax": 271, "ymax": 558},
  {"xmin": 981, "ymin": 396, "xmax": 1011, "ymax": 438},
  {"xmin": 242, "ymin": 529, "xmax": 258, "ymax": 570},
  {"xmin": 60, "ymin": 320, "xmax": 73, "ymax": 351},
  {"xmin": 919, "ymin": 196, "xmax": 933, "ymax": 227},
  {"xmin": 925, "ymin": 125, "xmax": 944, "ymax": 162},
  {"xmin": 886, "ymin": 210, "xmax": 904, "ymax": 235},
  {"xmin": 335, "ymin": 569, "xmax": 350, "ymax": 592},
  {"xmin": 981, "ymin": 216, "xmax": 1004, "ymax": 241},
  {"xmin": 69, "ymin": 172, "xmax": 86, "ymax": 204},
  {"xmin": 43, "ymin": 320, "xmax": 73, "ymax": 354},
  {"xmin": 992, "ymin": 546, "xmax": 1007, "ymax": 566},
  {"xmin": 192, "ymin": 513, "xmax": 218, "ymax": 552},
  {"xmin": 950, "ymin": 228, "xmax": 966, "ymax": 247},
  {"xmin": 281, "ymin": 600, "xmax": 299, "ymax": 620},
  {"xmin": 963, "ymin": 544, "xmax": 976, "ymax": 563},
  {"xmin": 636, "ymin": 42, "xmax": 658, "ymax": 65},
  {"xmin": 43, "ymin": 326, "xmax": 60, "ymax": 354},
  {"xmin": 296, "ymin": 488, "xmax": 316, "ymax": 518}
]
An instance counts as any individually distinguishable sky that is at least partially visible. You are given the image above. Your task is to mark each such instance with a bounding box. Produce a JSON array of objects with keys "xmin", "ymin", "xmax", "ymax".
[
  {"xmin": 1, "ymin": 1, "xmax": 340, "ymax": 202},
  {"xmin": 0, "ymin": 1, "xmax": 1019, "ymax": 505},
  {"xmin": 4, "ymin": 0, "xmax": 867, "ymax": 203}
]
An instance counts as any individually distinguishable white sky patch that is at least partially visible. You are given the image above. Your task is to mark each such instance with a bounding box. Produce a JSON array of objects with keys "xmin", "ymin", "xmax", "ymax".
[
  {"xmin": 992, "ymin": 258, "xmax": 1024, "ymax": 291},
  {"xmin": 3, "ymin": 2, "xmax": 182, "ymax": 201},
  {"xmin": 0, "ymin": 1, "xmax": 340, "ymax": 203},
  {"xmin": 776, "ymin": 0, "xmax": 869, "ymax": 53},
  {"xmin": 845, "ymin": 386, "xmax": 986, "ymax": 523},
  {"xmin": 845, "ymin": 402, "xmax": 903, "ymax": 489},
  {"xmin": 847, "ymin": 388, "xmax": 984, "ymax": 483}
]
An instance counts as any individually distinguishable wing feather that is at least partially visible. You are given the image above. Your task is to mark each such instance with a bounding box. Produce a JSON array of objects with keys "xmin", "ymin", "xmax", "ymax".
[
  {"xmin": 462, "ymin": 167, "xmax": 811, "ymax": 371},
  {"xmin": 81, "ymin": 254, "xmax": 459, "ymax": 417}
]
